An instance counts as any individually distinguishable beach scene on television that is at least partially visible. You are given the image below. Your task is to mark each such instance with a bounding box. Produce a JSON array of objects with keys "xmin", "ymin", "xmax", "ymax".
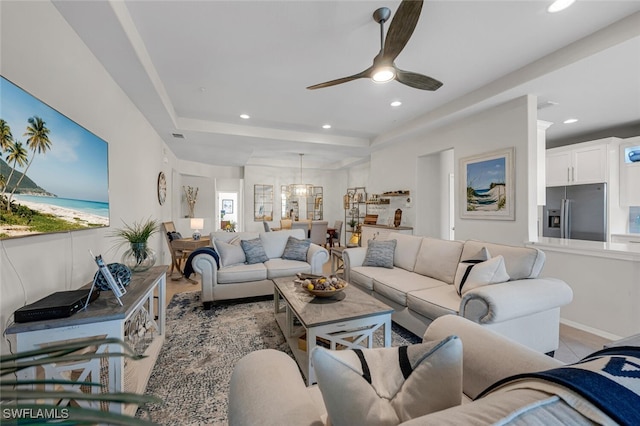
[{"xmin": 1, "ymin": 76, "xmax": 109, "ymax": 239}]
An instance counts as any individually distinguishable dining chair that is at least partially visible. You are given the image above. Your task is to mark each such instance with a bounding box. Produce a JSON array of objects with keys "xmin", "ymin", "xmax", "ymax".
[
  {"xmin": 162, "ymin": 221, "xmax": 189, "ymax": 275},
  {"xmin": 291, "ymin": 221, "xmax": 309, "ymax": 235},
  {"xmin": 328, "ymin": 220, "xmax": 342, "ymax": 247},
  {"xmin": 280, "ymin": 219, "xmax": 292, "ymax": 229},
  {"xmin": 310, "ymin": 221, "xmax": 328, "ymax": 247}
]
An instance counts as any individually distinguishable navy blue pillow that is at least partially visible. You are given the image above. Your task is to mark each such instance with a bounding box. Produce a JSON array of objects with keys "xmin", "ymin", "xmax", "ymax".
[{"xmin": 167, "ymin": 231, "xmax": 182, "ymax": 241}]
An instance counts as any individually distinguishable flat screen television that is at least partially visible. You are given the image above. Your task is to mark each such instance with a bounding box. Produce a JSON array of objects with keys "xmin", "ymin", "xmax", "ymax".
[{"xmin": 1, "ymin": 76, "xmax": 109, "ymax": 239}]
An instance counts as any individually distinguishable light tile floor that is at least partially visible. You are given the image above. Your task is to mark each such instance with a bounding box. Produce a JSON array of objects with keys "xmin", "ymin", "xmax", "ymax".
[{"xmin": 164, "ymin": 267, "xmax": 610, "ymax": 365}]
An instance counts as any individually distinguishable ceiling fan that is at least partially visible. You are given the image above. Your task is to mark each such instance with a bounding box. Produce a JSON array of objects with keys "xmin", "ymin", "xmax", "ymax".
[{"xmin": 307, "ymin": 0, "xmax": 442, "ymax": 91}]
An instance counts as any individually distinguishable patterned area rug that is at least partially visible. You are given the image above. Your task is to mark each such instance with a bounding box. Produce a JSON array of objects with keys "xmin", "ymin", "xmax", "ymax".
[{"xmin": 138, "ymin": 291, "xmax": 421, "ymax": 425}]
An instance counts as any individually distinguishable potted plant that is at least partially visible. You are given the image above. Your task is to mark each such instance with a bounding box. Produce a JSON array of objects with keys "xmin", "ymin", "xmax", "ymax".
[
  {"xmin": 348, "ymin": 219, "xmax": 357, "ymax": 231},
  {"xmin": 111, "ymin": 218, "xmax": 159, "ymax": 272}
]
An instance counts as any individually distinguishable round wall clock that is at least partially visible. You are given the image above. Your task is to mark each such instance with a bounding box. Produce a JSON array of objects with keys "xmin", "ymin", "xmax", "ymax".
[{"xmin": 157, "ymin": 171, "xmax": 167, "ymax": 205}]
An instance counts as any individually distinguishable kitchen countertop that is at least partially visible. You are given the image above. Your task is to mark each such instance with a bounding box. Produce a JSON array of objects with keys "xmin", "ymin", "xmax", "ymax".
[
  {"xmin": 526, "ymin": 237, "xmax": 640, "ymax": 261},
  {"xmin": 360, "ymin": 224, "xmax": 413, "ymax": 230}
]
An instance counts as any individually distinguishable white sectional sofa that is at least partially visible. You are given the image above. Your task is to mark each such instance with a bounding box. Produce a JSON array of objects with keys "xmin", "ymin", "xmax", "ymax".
[
  {"xmin": 344, "ymin": 233, "xmax": 573, "ymax": 354},
  {"xmin": 191, "ymin": 229, "xmax": 329, "ymax": 308}
]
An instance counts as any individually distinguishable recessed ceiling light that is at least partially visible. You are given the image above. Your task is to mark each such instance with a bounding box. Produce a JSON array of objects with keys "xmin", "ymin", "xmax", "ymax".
[
  {"xmin": 547, "ymin": 0, "xmax": 576, "ymax": 13},
  {"xmin": 322, "ymin": 124, "xmax": 331, "ymax": 129},
  {"xmin": 563, "ymin": 118, "xmax": 579, "ymax": 124},
  {"xmin": 390, "ymin": 101, "xmax": 402, "ymax": 107},
  {"xmin": 240, "ymin": 114, "xmax": 250, "ymax": 119}
]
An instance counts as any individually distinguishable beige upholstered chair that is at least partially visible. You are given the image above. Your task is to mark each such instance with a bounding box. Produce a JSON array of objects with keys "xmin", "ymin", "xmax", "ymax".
[
  {"xmin": 309, "ymin": 221, "xmax": 328, "ymax": 247},
  {"xmin": 291, "ymin": 221, "xmax": 309, "ymax": 235},
  {"xmin": 162, "ymin": 222, "xmax": 189, "ymax": 275},
  {"xmin": 280, "ymin": 219, "xmax": 292, "ymax": 229}
]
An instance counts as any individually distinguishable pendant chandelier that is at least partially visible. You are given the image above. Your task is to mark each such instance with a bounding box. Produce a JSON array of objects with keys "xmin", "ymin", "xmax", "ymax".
[{"xmin": 288, "ymin": 154, "xmax": 314, "ymax": 197}]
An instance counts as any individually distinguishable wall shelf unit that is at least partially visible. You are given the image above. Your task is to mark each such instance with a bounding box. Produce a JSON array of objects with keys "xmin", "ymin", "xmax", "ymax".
[{"xmin": 343, "ymin": 187, "xmax": 366, "ymax": 246}]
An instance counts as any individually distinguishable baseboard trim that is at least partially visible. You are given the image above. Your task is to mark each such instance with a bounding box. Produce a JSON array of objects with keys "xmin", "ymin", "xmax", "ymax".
[{"xmin": 560, "ymin": 318, "xmax": 622, "ymax": 341}]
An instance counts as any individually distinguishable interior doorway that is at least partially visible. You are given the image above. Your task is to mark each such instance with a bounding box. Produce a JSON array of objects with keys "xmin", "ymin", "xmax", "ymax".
[
  {"xmin": 416, "ymin": 149, "xmax": 455, "ymax": 239},
  {"xmin": 218, "ymin": 192, "xmax": 238, "ymax": 231}
]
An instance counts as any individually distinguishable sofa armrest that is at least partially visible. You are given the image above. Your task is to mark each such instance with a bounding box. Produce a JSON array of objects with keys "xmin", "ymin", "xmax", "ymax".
[
  {"xmin": 423, "ymin": 315, "xmax": 563, "ymax": 399},
  {"xmin": 229, "ymin": 349, "xmax": 324, "ymax": 426},
  {"xmin": 307, "ymin": 243, "xmax": 329, "ymax": 275},
  {"xmin": 460, "ymin": 278, "xmax": 573, "ymax": 324},
  {"xmin": 342, "ymin": 247, "xmax": 367, "ymax": 282},
  {"xmin": 192, "ymin": 252, "xmax": 218, "ymax": 303}
]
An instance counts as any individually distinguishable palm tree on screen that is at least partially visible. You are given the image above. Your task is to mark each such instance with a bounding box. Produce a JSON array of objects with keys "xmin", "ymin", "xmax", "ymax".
[
  {"xmin": 3, "ymin": 140, "xmax": 29, "ymax": 209},
  {"xmin": 0, "ymin": 119, "xmax": 12, "ymax": 158},
  {"xmin": 7, "ymin": 116, "xmax": 52, "ymax": 208}
]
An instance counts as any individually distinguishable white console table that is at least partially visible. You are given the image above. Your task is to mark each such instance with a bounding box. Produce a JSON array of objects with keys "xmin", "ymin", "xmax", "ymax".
[{"xmin": 6, "ymin": 265, "xmax": 167, "ymax": 415}]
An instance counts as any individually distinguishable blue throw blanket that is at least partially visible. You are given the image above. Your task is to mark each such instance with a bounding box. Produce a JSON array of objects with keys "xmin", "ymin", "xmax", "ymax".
[
  {"xmin": 183, "ymin": 247, "xmax": 219, "ymax": 279},
  {"xmin": 477, "ymin": 346, "xmax": 640, "ymax": 425}
]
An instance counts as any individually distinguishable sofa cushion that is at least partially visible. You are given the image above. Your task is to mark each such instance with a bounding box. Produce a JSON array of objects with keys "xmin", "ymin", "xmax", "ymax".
[
  {"xmin": 363, "ymin": 239, "xmax": 397, "ymax": 269},
  {"xmin": 461, "ymin": 240, "xmax": 545, "ymax": 280},
  {"xmin": 265, "ymin": 258, "xmax": 311, "ymax": 279},
  {"xmin": 373, "ymin": 270, "xmax": 446, "ymax": 307},
  {"xmin": 407, "ymin": 286, "xmax": 461, "ymax": 319},
  {"xmin": 217, "ymin": 263, "xmax": 267, "ymax": 284},
  {"xmin": 216, "ymin": 240, "xmax": 246, "ymax": 267},
  {"xmin": 312, "ymin": 336, "xmax": 462, "ymax": 426},
  {"xmin": 413, "ymin": 238, "xmax": 464, "ymax": 284},
  {"xmin": 349, "ymin": 267, "xmax": 376, "ymax": 291},
  {"xmin": 391, "ymin": 233, "xmax": 423, "ymax": 272},
  {"xmin": 241, "ymin": 238, "xmax": 269, "ymax": 264},
  {"xmin": 260, "ymin": 229, "xmax": 306, "ymax": 259},
  {"xmin": 281, "ymin": 236, "xmax": 310, "ymax": 261},
  {"xmin": 454, "ymin": 255, "xmax": 510, "ymax": 296}
]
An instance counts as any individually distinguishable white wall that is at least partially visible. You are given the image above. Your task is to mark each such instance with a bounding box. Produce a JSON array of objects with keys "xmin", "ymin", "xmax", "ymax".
[
  {"xmin": 365, "ymin": 96, "xmax": 537, "ymax": 245},
  {"xmin": 0, "ymin": 1, "xmax": 177, "ymax": 355}
]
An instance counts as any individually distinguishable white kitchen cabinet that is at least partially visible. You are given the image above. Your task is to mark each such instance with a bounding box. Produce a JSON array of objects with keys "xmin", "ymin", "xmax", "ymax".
[{"xmin": 546, "ymin": 142, "xmax": 608, "ymax": 186}]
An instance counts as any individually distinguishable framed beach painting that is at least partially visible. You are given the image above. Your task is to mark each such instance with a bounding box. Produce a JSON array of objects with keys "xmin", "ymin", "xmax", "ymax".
[
  {"xmin": 0, "ymin": 76, "xmax": 110, "ymax": 239},
  {"xmin": 460, "ymin": 147, "xmax": 514, "ymax": 220}
]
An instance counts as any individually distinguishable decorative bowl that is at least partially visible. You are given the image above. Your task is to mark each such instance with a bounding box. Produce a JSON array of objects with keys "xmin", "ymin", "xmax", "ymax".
[{"xmin": 295, "ymin": 275, "xmax": 348, "ymax": 298}]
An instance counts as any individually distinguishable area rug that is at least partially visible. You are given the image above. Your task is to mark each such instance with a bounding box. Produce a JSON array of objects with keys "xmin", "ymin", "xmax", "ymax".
[{"xmin": 138, "ymin": 291, "xmax": 421, "ymax": 425}]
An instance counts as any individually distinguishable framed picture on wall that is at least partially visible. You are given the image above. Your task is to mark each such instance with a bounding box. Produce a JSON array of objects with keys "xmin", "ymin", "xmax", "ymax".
[
  {"xmin": 460, "ymin": 147, "xmax": 515, "ymax": 220},
  {"xmin": 222, "ymin": 199, "xmax": 234, "ymax": 214}
]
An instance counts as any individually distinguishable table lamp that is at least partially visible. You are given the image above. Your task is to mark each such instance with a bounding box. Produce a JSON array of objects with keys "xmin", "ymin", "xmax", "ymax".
[{"xmin": 190, "ymin": 218, "xmax": 204, "ymax": 240}]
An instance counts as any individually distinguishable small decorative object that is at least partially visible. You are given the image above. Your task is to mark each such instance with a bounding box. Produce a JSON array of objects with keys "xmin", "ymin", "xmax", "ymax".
[
  {"xmin": 460, "ymin": 147, "xmax": 515, "ymax": 220},
  {"xmin": 111, "ymin": 217, "xmax": 159, "ymax": 272},
  {"xmin": 190, "ymin": 218, "xmax": 204, "ymax": 240},
  {"xmin": 157, "ymin": 171, "xmax": 167, "ymax": 205},
  {"xmin": 93, "ymin": 262, "xmax": 132, "ymax": 291},
  {"xmin": 629, "ymin": 150, "xmax": 640, "ymax": 162},
  {"xmin": 394, "ymin": 209, "xmax": 402, "ymax": 227},
  {"xmin": 224, "ymin": 221, "xmax": 236, "ymax": 232},
  {"xmin": 348, "ymin": 219, "xmax": 357, "ymax": 230},
  {"xmin": 183, "ymin": 185, "xmax": 199, "ymax": 218}
]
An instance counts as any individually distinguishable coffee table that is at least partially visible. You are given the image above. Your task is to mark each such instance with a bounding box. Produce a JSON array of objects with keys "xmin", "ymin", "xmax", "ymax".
[{"xmin": 273, "ymin": 276, "xmax": 394, "ymax": 385}]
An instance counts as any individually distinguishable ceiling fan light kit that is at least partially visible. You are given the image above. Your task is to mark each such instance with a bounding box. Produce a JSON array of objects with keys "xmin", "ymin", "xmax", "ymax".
[{"xmin": 307, "ymin": 0, "xmax": 443, "ymax": 91}]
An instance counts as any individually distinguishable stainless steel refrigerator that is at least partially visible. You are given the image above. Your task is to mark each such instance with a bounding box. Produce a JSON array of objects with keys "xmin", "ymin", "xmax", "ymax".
[{"xmin": 543, "ymin": 183, "xmax": 607, "ymax": 242}]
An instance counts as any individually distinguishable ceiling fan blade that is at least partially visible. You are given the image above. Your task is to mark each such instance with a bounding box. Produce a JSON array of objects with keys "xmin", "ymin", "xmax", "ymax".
[
  {"xmin": 306, "ymin": 68, "xmax": 372, "ymax": 90},
  {"xmin": 396, "ymin": 68, "xmax": 443, "ymax": 91},
  {"xmin": 383, "ymin": 0, "xmax": 423, "ymax": 62}
]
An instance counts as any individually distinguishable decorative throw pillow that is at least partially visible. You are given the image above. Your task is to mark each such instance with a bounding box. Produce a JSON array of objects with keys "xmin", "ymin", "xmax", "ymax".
[
  {"xmin": 282, "ymin": 236, "xmax": 310, "ymax": 262},
  {"xmin": 216, "ymin": 240, "xmax": 246, "ymax": 266},
  {"xmin": 240, "ymin": 238, "xmax": 269, "ymax": 264},
  {"xmin": 362, "ymin": 239, "xmax": 397, "ymax": 269},
  {"xmin": 167, "ymin": 231, "xmax": 182, "ymax": 242},
  {"xmin": 312, "ymin": 336, "xmax": 463, "ymax": 426},
  {"xmin": 454, "ymin": 255, "xmax": 510, "ymax": 296}
]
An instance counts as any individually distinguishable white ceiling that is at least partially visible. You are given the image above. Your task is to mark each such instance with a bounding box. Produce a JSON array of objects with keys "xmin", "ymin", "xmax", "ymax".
[{"xmin": 52, "ymin": 0, "xmax": 640, "ymax": 170}]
